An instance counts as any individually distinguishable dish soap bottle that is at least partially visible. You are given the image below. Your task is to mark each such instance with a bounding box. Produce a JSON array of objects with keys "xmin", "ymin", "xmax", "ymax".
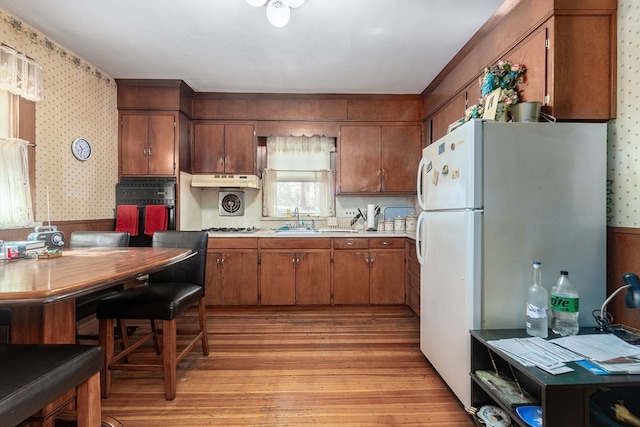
[
  {"xmin": 550, "ymin": 271, "xmax": 580, "ymax": 336},
  {"xmin": 526, "ymin": 261, "xmax": 548, "ymax": 338}
]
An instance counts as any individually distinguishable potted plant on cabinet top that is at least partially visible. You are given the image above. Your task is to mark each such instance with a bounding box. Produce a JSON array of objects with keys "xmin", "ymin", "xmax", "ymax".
[{"xmin": 465, "ymin": 60, "xmax": 526, "ymax": 122}]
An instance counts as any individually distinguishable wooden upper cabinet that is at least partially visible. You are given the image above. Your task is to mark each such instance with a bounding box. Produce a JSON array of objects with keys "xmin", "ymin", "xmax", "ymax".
[
  {"xmin": 381, "ymin": 125, "xmax": 422, "ymax": 192},
  {"xmin": 117, "ymin": 80, "xmax": 193, "ymax": 177},
  {"xmin": 119, "ymin": 113, "xmax": 176, "ymax": 176},
  {"xmin": 339, "ymin": 125, "xmax": 382, "ymax": 193},
  {"xmin": 549, "ymin": 14, "xmax": 615, "ymax": 120},
  {"xmin": 423, "ymin": 0, "xmax": 616, "ymax": 135},
  {"xmin": 509, "ymin": 26, "xmax": 547, "ymax": 109},
  {"xmin": 192, "ymin": 122, "xmax": 256, "ymax": 174},
  {"xmin": 339, "ymin": 124, "xmax": 422, "ymax": 194},
  {"xmin": 428, "ymin": 91, "xmax": 467, "ymax": 143}
]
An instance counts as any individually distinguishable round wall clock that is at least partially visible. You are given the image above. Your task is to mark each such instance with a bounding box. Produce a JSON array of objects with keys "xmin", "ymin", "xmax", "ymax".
[{"xmin": 71, "ymin": 137, "xmax": 92, "ymax": 161}]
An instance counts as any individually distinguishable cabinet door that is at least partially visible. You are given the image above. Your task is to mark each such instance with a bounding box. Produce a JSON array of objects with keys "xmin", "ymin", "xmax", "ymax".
[
  {"xmin": 260, "ymin": 251, "xmax": 296, "ymax": 305},
  {"xmin": 192, "ymin": 123, "xmax": 225, "ymax": 173},
  {"xmin": 429, "ymin": 91, "xmax": 467, "ymax": 143},
  {"xmin": 120, "ymin": 114, "xmax": 150, "ymax": 175},
  {"xmin": 295, "ymin": 251, "xmax": 331, "ymax": 305},
  {"xmin": 506, "ymin": 25, "xmax": 547, "ymax": 110},
  {"xmin": 220, "ymin": 250, "xmax": 259, "ymax": 306},
  {"xmin": 224, "ymin": 124, "xmax": 256, "ymax": 174},
  {"xmin": 370, "ymin": 250, "xmax": 406, "ymax": 304},
  {"xmin": 333, "ymin": 250, "xmax": 370, "ymax": 304},
  {"xmin": 381, "ymin": 125, "xmax": 422, "ymax": 193},
  {"xmin": 148, "ymin": 114, "xmax": 176, "ymax": 175},
  {"xmin": 204, "ymin": 251, "xmax": 222, "ymax": 306},
  {"xmin": 338, "ymin": 126, "xmax": 382, "ymax": 193}
]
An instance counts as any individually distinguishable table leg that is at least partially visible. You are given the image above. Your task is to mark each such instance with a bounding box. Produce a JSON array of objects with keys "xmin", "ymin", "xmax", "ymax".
[{"xmin": 11, "ymin": 299, "xmax": 75, "ymax": 344}]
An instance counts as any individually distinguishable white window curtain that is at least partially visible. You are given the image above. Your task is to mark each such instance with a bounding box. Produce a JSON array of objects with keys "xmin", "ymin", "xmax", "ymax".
[
  {"xmin": 262, "ymin": 136, "xmax": 336, "ymax": 217},
  {"xmin": 0, "ymin": 45, "xmax": 44, "ymax": 102},
  {"xmin": 0, "ymin": 138, "xmax": 34, "ymax": 228}
]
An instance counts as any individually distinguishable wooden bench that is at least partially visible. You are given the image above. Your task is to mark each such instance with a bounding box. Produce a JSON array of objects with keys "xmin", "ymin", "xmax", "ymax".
[{"xmin": 0, "ymin": 344, "xmax": 103, "ymax": 426}]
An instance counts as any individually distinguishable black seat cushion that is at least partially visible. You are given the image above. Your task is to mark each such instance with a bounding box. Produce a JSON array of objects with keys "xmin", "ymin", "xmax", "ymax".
[
  {"xmin": 0, "ymin": 307, "xmax": 10, "ymax": 326},
  {"xmin": 97, "ymin": 283, "xmax": 203, "ymax": 321},
  {"xmin": 75, "ymin": 286, "xmax": 122, "ymax": 321},
  {"xmin": 0, "ymin": 344, "xmax": 103, "ymax": 427}
]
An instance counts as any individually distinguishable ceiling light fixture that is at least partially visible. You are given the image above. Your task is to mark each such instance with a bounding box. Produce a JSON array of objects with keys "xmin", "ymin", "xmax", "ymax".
[{"xmin": 247, "ymin": 0, "xmax": 306, "ymax": 28}]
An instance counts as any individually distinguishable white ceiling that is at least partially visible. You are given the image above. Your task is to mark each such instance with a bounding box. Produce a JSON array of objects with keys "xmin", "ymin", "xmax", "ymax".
[{"xmin": 0, "ymin": 0, "xmax": 504, "ymax": 94}]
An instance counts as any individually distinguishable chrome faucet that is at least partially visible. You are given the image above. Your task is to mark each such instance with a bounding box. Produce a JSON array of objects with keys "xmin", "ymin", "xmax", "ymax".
[{"xmin": 293, "ymin": 207, "xmax": 300, "ymax": 229}]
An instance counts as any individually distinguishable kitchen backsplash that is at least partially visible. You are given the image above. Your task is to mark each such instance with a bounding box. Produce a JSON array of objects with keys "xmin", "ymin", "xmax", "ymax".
[{"xmin": 179, "ymin": 172, "xmax": 417, "ymax": 231}]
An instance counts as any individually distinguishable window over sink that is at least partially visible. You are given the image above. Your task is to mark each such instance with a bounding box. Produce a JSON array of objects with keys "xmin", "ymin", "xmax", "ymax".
[{"xmin": 262, "ymin": 135, "xmax": 335, "ymax": 218}]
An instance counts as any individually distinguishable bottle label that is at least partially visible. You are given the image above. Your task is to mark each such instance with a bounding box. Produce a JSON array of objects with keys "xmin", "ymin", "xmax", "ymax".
[
  {"xmin": 550, "ymin": 295, "xmax": 579, "ymax": 313},
  {"xmin": 527, "ymin": 303, "xmax": 547, "ymax": 319}
]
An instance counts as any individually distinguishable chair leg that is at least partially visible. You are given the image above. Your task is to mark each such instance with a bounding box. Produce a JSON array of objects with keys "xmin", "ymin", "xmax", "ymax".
[
  {"xmin": 116, "ymin": 319, "xmax": 129, "ymax": 350},
  {"xmin": 99, "ymin": 318, "xmax": 115, "ymax": 399},
  {"xmin": 162, "ymin": 318, "xmax": 177, "ymax": 400},
  {"xmin": 198, "ymin": 298, "xmax": 209, "ymax": 356},
  {"xmin": 115, "ymin": 319, "xmax": 131, "ymax": 364},
  {"xmin": 151, "ymin": 319, "xmax": 161, "ymax": 355}
]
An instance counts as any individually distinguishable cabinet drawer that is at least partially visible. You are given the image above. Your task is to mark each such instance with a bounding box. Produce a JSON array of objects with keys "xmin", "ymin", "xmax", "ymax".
[
  {"xmin": 333, "ymin": 238, "xmax": 369, "ymax": 250},
  {"xmin": 208, "ymin": 237, "xmax": 258, "ymax": 249},
  {"xmin": 369, "ymin": 237, "xmax": 405, "ymax": 249},
  {"xmin": 260, "ymin": 238, "xmax": 331, "ymax": 249}
]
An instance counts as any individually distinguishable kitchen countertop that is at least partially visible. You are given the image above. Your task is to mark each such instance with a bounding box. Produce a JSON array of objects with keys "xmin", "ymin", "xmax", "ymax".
[{"xmin": 206, "ymin": 230, "xmax": 416, "ymax": 240}]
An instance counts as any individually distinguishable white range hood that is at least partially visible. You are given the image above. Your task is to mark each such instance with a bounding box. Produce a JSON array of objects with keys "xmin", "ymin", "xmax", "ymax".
[{"xmin": 190, "ymin": 174, "xmax": 261, "ymax": 189}]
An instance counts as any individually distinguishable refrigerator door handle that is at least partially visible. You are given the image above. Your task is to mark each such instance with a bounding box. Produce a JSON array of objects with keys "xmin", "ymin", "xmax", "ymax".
[
  {"xmin": 417, "ymin": 157, "xmax": 427, "ymax": 210},
  {"xmin": 416, "ymin": 211, "xmax": 427, "ymax": 265}
]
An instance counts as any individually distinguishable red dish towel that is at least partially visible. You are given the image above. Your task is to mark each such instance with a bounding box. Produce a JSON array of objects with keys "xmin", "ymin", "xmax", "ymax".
[
  {"xmin": 115, "ymin": 205, "xmax": 139, "ymax": 236},
  {"xmin": 144, "ymin": 205, "xmax": 168, "ymax": 236}
]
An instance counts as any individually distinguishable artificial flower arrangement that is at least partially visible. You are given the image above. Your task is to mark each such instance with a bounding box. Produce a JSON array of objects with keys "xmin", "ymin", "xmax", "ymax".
[{"xmin": 464, "ymin": 60, "xmax": 526, "ymax": 121}]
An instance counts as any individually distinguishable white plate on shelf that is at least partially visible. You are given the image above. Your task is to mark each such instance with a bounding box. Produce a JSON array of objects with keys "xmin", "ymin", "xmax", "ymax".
[{"xmin": 516, "ymin": 406, "xmax": 543, "ymax": 427}]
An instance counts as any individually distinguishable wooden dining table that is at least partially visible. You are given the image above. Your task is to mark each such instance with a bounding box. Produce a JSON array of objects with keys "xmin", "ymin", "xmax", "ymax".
[
  {"xmin": 0, "ymin": 246, "xmax": 192, "ymax": 344},
  {"xmin": 0, "ymin": 246, "xmax": 192, "ymax": 427}
]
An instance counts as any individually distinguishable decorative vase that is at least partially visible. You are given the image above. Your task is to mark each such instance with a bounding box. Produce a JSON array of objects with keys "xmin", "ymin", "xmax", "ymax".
[{"xmin": 511, "ymin": 102, "xmax": 542, "ymax": 122}]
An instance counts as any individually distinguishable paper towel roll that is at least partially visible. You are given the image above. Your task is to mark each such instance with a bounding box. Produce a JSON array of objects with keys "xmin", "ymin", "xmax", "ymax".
[{"xmin": 367, "ymin": 204, "xmax": 376, "ymax": 229}]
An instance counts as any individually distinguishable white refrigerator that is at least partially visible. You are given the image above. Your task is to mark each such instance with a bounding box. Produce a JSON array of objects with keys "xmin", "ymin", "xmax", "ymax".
[{"xmin": 415, "ymin": 119, "xmax": 606, "ymax": 409}]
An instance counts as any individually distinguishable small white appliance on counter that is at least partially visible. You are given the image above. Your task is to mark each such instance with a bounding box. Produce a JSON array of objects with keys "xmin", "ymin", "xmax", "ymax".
[{"xmin": 415, "ymin": 119, "xmax": 606, "ymax": 409}]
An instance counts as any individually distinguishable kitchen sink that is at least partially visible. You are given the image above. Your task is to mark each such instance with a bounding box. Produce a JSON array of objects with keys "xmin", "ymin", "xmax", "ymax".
[{"xmin": 272, "ymin": 229, "xmax": 320, "ymax": 234}]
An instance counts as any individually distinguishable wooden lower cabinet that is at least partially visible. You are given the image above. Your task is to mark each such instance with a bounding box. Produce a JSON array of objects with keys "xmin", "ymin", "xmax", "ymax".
[
  {"xmin": 333, "ymin": 250, "xmax": 370, "ymax": 304},
  {"xmin": 333, "ymin": 237, "xmax": 406, "ymax": 305},
  {"xmin": 206, "ymin": 236, "xmax": 407, "ymax": 307},
  {"xmin": 259, "ymin": 252, "xmax": 296, "ymax": 305},
  {"xmin": 406, "ymin": 240, "xmax": 420, "ymax": 316},
  {"xmin": 296, "ymin": 251, "xmax": 331, "ymax": 305},
  {"xmin": 370, "ymin": 250, "xmax": 405, "ymax": 304},
  {"xmin": 259, "ymin": 238, "xmax": 332, "ymax": 305},
  {"xmin": 205, "ymin": 238, "xmax": 259, "ymax": 306}
]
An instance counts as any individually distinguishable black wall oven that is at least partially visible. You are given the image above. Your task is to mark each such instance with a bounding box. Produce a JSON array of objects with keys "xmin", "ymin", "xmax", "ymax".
[{"xmin": 115, "ymin": 177, "xmax": 176, "ymax": 247}]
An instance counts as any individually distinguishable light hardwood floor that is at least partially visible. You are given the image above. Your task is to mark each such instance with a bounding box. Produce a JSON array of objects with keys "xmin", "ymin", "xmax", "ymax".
[{"xmin": 98, "ymin": 305, "xmax": 475, "ymax": 426}]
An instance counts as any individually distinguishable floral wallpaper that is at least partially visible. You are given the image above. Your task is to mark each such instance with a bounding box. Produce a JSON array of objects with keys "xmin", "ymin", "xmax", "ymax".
[
  {"xmin": 0, "ymin": 8, "xmax": 118, "ymax": 223},
  {"xmin": 608, "ymin": 0, "xmax": 640, "ymax": 227}
]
